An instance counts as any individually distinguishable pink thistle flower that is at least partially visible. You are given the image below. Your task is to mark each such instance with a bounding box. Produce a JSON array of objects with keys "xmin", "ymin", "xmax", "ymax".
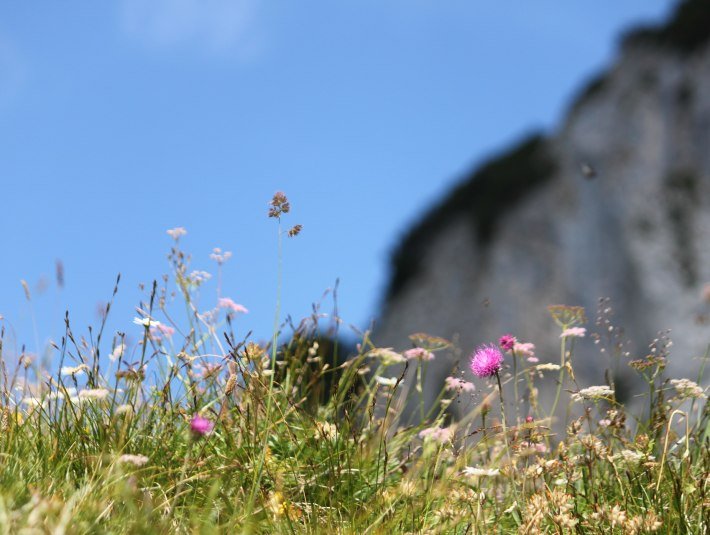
[
  {"xmin": 498, "ymin": 334, "xmax": 517, "ymax": 351},
  {"xmin": 403, "ymin": 347, "xmax": 435, "ymax": 361},
  {"xmin": 469, "ymin": 344, "xmax": 504, "ymax": 378},
  {"xmin": 218, "ymin": 297, "xmax": 249, "ymax": 314},
  {"xmin": 560, "ymin": 327, "xmax": 586, "ymax": 338},
  {"xmin": 190, "ymin": 415, "xmax": 214, "ymax": 437},
  {"xmin": 444, "ymin": 376, "xmax": 475, "ymax": 393}
]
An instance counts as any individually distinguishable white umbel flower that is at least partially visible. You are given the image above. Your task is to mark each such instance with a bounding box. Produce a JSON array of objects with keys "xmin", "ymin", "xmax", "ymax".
[
  {"xmin": 61, "ymin": 364, "xmax": 89, "ymax": 376},
  {"xmin": 462, "ymin": 466, "xmax": 500, "ymax": 477},
  {"xmin": 374, "ymin": 376, "xmax": 398, "ymax": 387},
  {"xmin": 571, "ymin": 386, "xmax": 614, "ymax": 402},
  {"xmin": 78, "ymin": 388, "xmax": 110, "ymax": 401},
  {"xmin": 669, "ymin": 378, "xmax": 706, "ymax": 399},
  {"xmin": 117, "ymin": 454, "xmax": 149, "ymax": 467}
]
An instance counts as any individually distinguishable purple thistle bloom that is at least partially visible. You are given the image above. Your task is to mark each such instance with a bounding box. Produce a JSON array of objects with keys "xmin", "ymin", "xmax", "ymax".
[
  {"xmin": 498, "ymin": 334, "xmax": 517, "ymax": 351},
  {"xmin": 190, "ymin": 414, "xmax": 214, "ymax": 437},
  {"xmin": 470, "ymin": 344, "xmax": 504, "ymax": 378}
]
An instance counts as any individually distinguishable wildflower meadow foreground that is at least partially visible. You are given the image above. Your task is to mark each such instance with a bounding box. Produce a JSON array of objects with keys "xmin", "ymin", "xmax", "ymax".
[{"xmin": 1, "ymin": 194, "xmax": 708, "ymax": 533}]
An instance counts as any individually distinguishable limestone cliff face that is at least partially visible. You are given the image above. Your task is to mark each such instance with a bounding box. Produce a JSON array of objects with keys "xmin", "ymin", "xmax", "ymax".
[{"xmin": 374, "ymin": 0, "xmax": 710, "ymax": 416}]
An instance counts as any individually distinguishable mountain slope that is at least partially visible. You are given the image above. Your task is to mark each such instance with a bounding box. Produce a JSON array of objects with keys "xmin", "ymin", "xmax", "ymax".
[{"xmin": 375, "ymin": 0, "xmax": 710, "ymax": 417}]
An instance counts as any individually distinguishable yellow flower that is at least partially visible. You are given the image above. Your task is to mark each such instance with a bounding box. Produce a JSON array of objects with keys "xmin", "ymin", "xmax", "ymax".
[{"xmin": 267, "ymin": 491, "xmax": 285, "ymax": 517}]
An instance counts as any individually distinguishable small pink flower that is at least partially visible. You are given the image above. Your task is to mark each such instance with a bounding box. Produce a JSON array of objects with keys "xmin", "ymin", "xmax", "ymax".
[
  {"xmin": 470, "ymin": 344, "xmax": 504, "ymax": 378},
  {"xmin": 444, "ymin": 376, "xmax": 475, "ymax": 393},
  {"xmin": 190, "ymin": 415, "xmax": 214, "ymax": 437},
  {"xmin": 513, "ymin": 342, "xmax": 537, "ymax": 363},
  {"xmin": 498, "ymin": 334, "xmax": 517, "ymax": 351},
  {"xmin": 702, "ymin": 283, "xmax": 710, "ymax": 303},
  {"xmin": 403, "ymin": 347, "xmax": 435, "ymax": 361},
  {"xmin": 218, "ymin": 297, "xmax": 249, "ymax": 314},
  {"xmin": 520, "ymin": 441, "xmax": 547, "ymax": 454},
  {"xmin": 150, "ymin": 324, "xmax": 175, "ymax": 339},
  {"xmin": 196, "ymin": 363, "xmax": 222, "ymax": 379},
  {"xmin": 419, "ymin": 426, "xmax": 453, "ymax": 444},
  {"xmin": 560, "ymin": 327, "xmax": 586, "ymax": 338}
]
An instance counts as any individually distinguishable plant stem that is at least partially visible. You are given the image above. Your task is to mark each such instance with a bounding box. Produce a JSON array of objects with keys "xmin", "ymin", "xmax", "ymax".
[
  {"xmin": 549, "ymin": 332, "xmax": 567, "ymax": 423},
  {"xmin": 417, "ymin": 361, "xmax": 424, "ymax": 421},
  {"xmin": 512, "ymin": 349, "xmax": 519, "ymax": 423},
  {"xmin": 496, "ymin": 371, "xmax": 518, "ymax": 505},
  {"xmin": 246, "ymin": 218, "xmax": 283, "ymax": 515},
  {"xmin": 495, "ymin": 371, "xmax": 510, "ymax": 458}
]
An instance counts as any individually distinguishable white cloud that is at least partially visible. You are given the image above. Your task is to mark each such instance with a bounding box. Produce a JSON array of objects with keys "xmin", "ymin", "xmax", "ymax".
[{"xmin": 120, "ymin": 0, "xmax": 261, "ymax": 56}]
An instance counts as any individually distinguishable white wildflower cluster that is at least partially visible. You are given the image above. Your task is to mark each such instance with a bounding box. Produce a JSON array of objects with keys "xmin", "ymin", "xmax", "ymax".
[
  {"xmin": 60, "ymin": 364, "xmax": 89, "ymax": 376},
  {"xmin": 614, "ymin": 449, "xmax": 654, "ymax": 466},
  {"xmin": 462, "ymin": 466, "xmax": 499, "ymax": 478},
  {"xmin": 560, "ymin": 327, "xmax": 586, "ymax": 338},
  {"xmin": 374, "ymin": 376, "xmax": 397, "ymax": 387},
  {"xmin": 669, "ymin": 378, "xmax": 706, "ymax": 399},
  {"xmin": 536, "ymin": 363, "xmax": 561, "ymax": 371},
  {"xmin": 444, "ymin": 376, "xmax": 475, "ymax": 393},
  {"xmin": 209, "ymin": 247, "xmax": 232, "ymax": 265},
  {"xmin": 514, "ymin": 341, "xmax": 537, "ymax": 362},
  {"xmin": 188, "ymin": 270, "xmax": 212, "ymax": 285},
  {"xmin": 21, "ymin": 386, "xmax": 111, "ymax": 408},
  {"xmin": 117, "ymin": 454, "xmax": 149, "ymax": 467},
  {"xmin": 571, "ymin": 386, "xmax": 614, "ymax": 402},
  {"xmin": 81, "ymin": 388, "xmax": 110, "ymax": 399},
  {"xmin": 75, "ymin": 388, "xmax": 110, "ymax": 403},
  {"xmin": 166, "ymin": 227, "xmax": 187, "ymax": 240}
]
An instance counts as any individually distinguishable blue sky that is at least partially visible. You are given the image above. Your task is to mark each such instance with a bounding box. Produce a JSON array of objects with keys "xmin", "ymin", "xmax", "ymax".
[{"xmin": 0, "ymin": 1, "xmax": 671, "ymax": 357}]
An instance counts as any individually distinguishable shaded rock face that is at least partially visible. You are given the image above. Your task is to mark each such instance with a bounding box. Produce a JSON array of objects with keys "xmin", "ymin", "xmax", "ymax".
[{"xmin": 374, "ymin": 0, "xmax": 710, "ymax": 421}]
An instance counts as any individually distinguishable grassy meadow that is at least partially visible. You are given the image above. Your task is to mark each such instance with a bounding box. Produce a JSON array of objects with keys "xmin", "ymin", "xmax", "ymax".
[{"xmin": 0, "ymin": 194, "xmax": 708, "ymax": 534}]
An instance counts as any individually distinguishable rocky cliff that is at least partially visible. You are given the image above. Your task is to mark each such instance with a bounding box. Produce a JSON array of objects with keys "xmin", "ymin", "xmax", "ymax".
[{"xmin": 374, "ymin": 0, "xmax": 710, "ymax": 418}]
